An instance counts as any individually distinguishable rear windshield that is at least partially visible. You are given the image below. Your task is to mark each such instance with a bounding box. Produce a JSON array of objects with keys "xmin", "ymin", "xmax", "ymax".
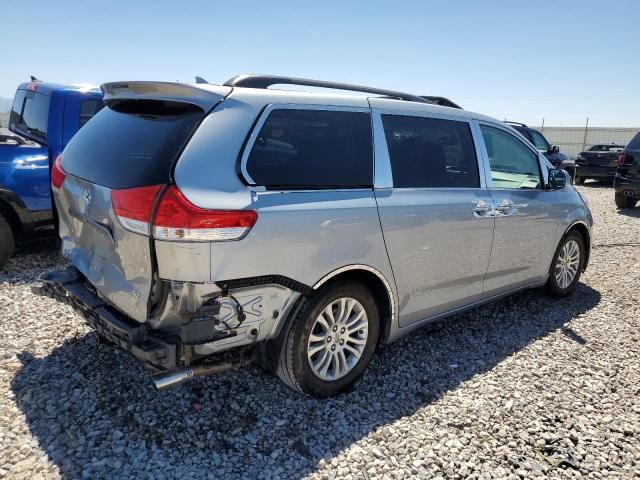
[
  {"xmin": 61, "ymin": 100, "xmax": 205, "ymax": 189},
  {"xmin": 626, "ymin": 133, "xmax": 640, "ymax": 151},
  {"xmin": 9, "ymin": 89, "xmax": 50, "ymax": 142}
]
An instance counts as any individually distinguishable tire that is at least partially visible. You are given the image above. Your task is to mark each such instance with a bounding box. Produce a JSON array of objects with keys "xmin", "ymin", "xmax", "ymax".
[
  {"xmin": 0, "ymin": 213, "xmax": 15, "ymax": 271},
  {"xmin": 545, "ymin": 231, "xmax": 585, "ymax": 297},
  {"xmin": 276, "ymin": 281, "xmax": 379, "ymax": 397},
  {"xmin": 615, "ymin": 192, "xmax": 637, "ymax": 209}
]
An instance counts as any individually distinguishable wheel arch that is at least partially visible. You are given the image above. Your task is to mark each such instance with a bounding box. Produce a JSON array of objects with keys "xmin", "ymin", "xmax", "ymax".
[
  {"xmin": 564, "ymin": 221, "xmax": 591, "ymax": 271},
  {"xmin": 0, "ymin": 196, "xmax": 23, "ymax": 236},
  {"xmin": 312, "ymin": 265, "xmax": 397, "ymax": 347}
]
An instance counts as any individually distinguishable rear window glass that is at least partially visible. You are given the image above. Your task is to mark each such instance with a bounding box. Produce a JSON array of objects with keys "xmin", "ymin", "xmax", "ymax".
[
  {"xmin": 61, "ymin": 100, "xmax": 204, "ymax": 189},
  {"xmin": 79, "ymin": 100, "xmax": 104, "ymax": 127},
  {"xmin": 625, "ymin": 133, "xmax": 640, "ymax": 150},
  {"xmin": 246, "ymin": 108, "xmax": 373, "ymax": 189},
  {"xmin": 589, "ymin": 144, "xmax": 625, "ymax": 152},
  {"xmin": 382, "ymin": 115, "xmax": 479, "ymax": 188},
  {"xmin": 9, "ymin": 90, "xmax": 49, "ymax": 141}
]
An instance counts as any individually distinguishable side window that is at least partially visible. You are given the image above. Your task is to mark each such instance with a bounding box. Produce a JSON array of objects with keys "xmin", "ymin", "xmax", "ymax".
[
  {"xmin": 530, "ymin": 130, "xmax": 550, "ymax": 151},
  {"xmin": 9, "ymin": 89, "xmax": 26, "ymax": 128},
  {"xmin": 79, "ymin": 100, "xmax": 105, "ymax": 127},
  {"xmin": 480, "ymin": 125, "xmax": 541, "ymax": 190},
  {"xmin": 382, "ymin": 115, "xmax": 479, "ymax": 188},
  {"xmin": 246, "ymin": 108, "xmax": 373, "ymax": 189}
]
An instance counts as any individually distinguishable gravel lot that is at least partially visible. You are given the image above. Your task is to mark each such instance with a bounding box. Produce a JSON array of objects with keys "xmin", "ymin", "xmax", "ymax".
[{"xmin": 1, "ymin": 184, "xmax": 639, "ymax": 479}]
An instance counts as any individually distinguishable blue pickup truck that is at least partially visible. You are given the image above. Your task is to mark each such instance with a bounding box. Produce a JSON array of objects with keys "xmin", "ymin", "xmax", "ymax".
[{"xmin": 0, "ymin": 80, "xmax": 103, "ymax": 270}]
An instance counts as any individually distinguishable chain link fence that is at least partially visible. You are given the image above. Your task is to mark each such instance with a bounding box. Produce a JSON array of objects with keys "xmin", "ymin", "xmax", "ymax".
[{"xmin": 535, "ymin": 126, "xmax": 639, "ymax": 159}]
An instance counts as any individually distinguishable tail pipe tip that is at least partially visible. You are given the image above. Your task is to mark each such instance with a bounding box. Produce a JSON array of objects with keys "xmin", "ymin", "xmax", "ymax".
[{"xmin": 152, "ymin": 361, "xmax": 235, "ymax": 391}]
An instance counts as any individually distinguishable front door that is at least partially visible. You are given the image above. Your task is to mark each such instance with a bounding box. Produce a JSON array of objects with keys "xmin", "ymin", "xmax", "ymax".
[
  {"xmin": 477, "ymin": 123, "xmax": 559, "ymax": 296},
  {"xmin": 373, "ymin": 111, "xmax": 494, "ymax": 327}
]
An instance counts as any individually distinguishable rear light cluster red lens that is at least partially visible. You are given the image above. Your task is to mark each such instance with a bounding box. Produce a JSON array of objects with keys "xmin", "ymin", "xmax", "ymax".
[
  {"xmin": 618, "ymin": 153, "xmax": 628, "ymax": 167},
  {"xmin": 111, "ymin": 184, "xmax": 258, "ymax": 241},
  {"xmin": 51, "ymin": 155, "xmax": 66, "ymax": 190},
  {"xmin": 111, "ymin": 185, "xmax": 163, "ymax": 235}
]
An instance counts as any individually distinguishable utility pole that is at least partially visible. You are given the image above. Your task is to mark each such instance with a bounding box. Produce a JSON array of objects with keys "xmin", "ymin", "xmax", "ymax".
[
  {"xmin": 581, "ymin": 117, "xmax": 589, "ymax": 152},
  {"xmin": 541, "ymin": 118, "xmax": 545, "ymax": 132}
]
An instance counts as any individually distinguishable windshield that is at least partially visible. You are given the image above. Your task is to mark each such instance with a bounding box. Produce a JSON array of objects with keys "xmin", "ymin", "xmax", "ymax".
[{"xmin": 9, "ymin": 89, "xmax": 49, "ymax": 142}]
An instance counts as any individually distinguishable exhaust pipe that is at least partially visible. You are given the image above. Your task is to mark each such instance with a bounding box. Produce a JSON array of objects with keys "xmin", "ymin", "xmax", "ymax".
[
  {"xmin": 624, "ymin": 191, "xmax": 635, "ymax": 197},
  {"xmin": 152, "ymin": 361, "xmax": 235, "ymax": 391}
]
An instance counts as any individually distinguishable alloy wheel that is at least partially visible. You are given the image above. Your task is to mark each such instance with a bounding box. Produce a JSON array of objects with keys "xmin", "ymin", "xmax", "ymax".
[{"xmin": 306, "ymin": 297, "xmax": 369, "ymax": 381}]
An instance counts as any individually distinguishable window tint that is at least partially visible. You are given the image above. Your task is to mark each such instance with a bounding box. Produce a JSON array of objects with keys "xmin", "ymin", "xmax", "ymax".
[
  {"xmin": 9, "ymin": 89, "xmax": 25, "ymax": 128},
  {"xmin": 513, "ymin": 126, "xmax": 530, "ymax": 141},
  {"xmin": 9, "ymin": 90, "xmax": 49, "ymax": 141},
  {"xmin": 246, "ymin": 109, "xmax": 373, "ymax": 188},
  {"xmin": 61, "ymin": 100, "xmax": 205, "ymax": 189},
  {"xmin": 530, "ymin": 130, "xmax": 550, "ymax": 151},
  {"xmin": 626, "ymin": 133, "xmax": 640, "ymax": 150},
  {"xmin": 79, "ymin": 99, "xmax": 105, "ymax": 127},
  {"xmin": 382, "ymin": 115, "xmax": 479, "ymax": 188},
  {"xmin": 481, "ymin": 125, "xmax": 541, "ymax": 190}
]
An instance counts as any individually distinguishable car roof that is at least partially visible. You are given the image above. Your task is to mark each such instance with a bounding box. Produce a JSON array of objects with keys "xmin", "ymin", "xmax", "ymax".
[
  {"xmin": 16, "ymin": 81, "xmax": 102, "ymax": 96},
  {"xmin": 202, "ymin": 83, "xmax": 502, "ymax": 126}
]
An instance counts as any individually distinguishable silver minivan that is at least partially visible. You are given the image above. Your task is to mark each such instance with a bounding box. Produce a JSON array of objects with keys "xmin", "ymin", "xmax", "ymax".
[{"xmin": 38, "ymin": 75, "xmax": 592, "ymax": 397}]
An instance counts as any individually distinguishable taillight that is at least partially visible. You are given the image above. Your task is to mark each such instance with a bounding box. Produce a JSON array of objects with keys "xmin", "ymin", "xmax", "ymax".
[
  {"xmin": 111, "ymin": 185, "xmax": 163, "ymax": 235},
  {"xmin": 618, "ymin": 153, "xmax": 627, "ymax": 167},
  {"xmin": 152, "ymin": 185, "xmax": 257, "ymax": 241},
  {"xmin": 111, "ymin": 184, "xmax": 258, "ymax": 241},
  {"xmin": 51, "ymin": 155, "xmax": 66, "ymax": 190}
]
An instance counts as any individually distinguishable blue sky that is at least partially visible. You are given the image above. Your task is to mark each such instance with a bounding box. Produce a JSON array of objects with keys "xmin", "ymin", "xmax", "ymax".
[{"xmin": 3, "ymin": 0, "xmax": 639, "ymax": 126}]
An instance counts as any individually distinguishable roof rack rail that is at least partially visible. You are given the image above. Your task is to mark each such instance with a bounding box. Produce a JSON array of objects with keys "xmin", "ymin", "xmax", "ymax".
[
  {"xmin": 504, "ymin": 120, "xmax": 528, "ymax": 127},
  {"xmin": 223, "ymin": 74, "xmax": 432, "ymax": 104},
  {"xmin": 420, "ymin": 96, "xmax": 462, "ymax": 109}
]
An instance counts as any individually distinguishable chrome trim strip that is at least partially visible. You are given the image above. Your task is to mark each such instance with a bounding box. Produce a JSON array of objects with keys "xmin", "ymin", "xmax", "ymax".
[{"xmin": 312, "ymin": 264, "xmax": 397, "ymax": 323}]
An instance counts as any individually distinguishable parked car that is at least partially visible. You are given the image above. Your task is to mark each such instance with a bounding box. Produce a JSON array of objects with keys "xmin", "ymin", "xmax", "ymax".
[
  {"xmin": 0, "ymin": 80, "xmax": 103, "ymax": 270},
  {"xmin": 574, "ymin": 143, "xmax": 626, "ymax": 185},
  {"xmin": 614, "ymin": 132, "xmax": 640, "ymax": 208},
  {"xmin": 505, "ymin": 122, "xmax": 575, "ymax": 178},
  {"xmin": 35, "ymin": 75, "xmax": 592, "ymax": 397}
]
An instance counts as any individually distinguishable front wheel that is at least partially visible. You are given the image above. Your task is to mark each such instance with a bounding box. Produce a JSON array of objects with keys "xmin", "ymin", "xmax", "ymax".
[
  {"xmin": 546, "ymin": 231, "xmax": 585, "ymax": 297},
  {"xmin": 0, "ymin": 213, "xmax": 15, "ymax": 271},
  {"xmin": 276, "ymin": 281, "xmax": 379, "ymax": 397}
]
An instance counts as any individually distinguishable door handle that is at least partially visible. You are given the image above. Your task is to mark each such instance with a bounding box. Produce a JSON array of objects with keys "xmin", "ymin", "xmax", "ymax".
[
  {"xmin": 472, "ymin": 200, "xmax": 493, "ymax": 218},
  {"xmin": 494, "ymin": 199, "xmax": 515, "ymax": 216}
]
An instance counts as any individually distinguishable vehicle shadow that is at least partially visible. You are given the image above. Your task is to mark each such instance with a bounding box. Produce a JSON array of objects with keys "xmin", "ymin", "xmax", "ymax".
[
  {"xmin": 616, "ymin": 206, "xmax": 640, "ymax": 218},
  {"xmin": 576, "ymin": 179, "xmax": 613, "ymax": 189},
  {"xmin": 10, "ymin": 283, "xmax": 601, "ymax": 479},
  {"xmin": 0, "ymin": 236, "xmax": 64, "ymax": 286}
]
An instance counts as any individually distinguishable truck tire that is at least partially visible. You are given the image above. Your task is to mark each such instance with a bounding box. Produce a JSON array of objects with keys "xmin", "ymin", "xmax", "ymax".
[
  {"xmin": 0, "ymin": 213, "xmax": 15, "ymax": 271},
  {"xmin": 276, "ymin": 280, "xmax": 379, "ymax": 397},
  {"xmin": 615, "ymin": 192, "xmax": 637, "ymax": 209}
]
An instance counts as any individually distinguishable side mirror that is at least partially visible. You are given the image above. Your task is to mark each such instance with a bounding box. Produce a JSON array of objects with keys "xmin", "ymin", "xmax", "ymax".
[
  {"xmin": 549, "ymin": 145, "xmax": 560, "ymax": 154},
  {"xmin": 548, "ymin": 168, "xmax": 567, "ymax": 189}
]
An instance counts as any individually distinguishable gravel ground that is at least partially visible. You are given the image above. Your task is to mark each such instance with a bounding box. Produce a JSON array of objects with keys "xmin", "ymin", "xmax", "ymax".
[{"xmin": 0, "ymin": 183, "xmax": 639, "ymax": 479}]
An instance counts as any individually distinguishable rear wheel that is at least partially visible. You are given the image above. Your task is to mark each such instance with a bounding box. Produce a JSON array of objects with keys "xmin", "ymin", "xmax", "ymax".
[
  {"xmin": 546, "ymin": 231, "xmax": 585, "ymax": 297},
  {"xmin": 276, "ymin": 281, "xmax": 379, "ymax": 397},
  {"xmin": 615, "ymin": 192, "xmax": 637, "ymax": 209},
  {"xmin": 0, "ymin": 213, "xmax": 15, "ymax": 271}
]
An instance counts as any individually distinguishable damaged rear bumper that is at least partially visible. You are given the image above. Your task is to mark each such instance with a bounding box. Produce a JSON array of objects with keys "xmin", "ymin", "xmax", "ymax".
[{"xmin": 32, "ymin": 267, "xmax": 178, "ymax": 370}]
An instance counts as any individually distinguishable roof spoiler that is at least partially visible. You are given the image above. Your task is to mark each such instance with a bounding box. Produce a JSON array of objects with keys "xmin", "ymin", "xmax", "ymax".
[{"xmin": 100, "ymin": 81, "xmax": 231, "ymax": 111}]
